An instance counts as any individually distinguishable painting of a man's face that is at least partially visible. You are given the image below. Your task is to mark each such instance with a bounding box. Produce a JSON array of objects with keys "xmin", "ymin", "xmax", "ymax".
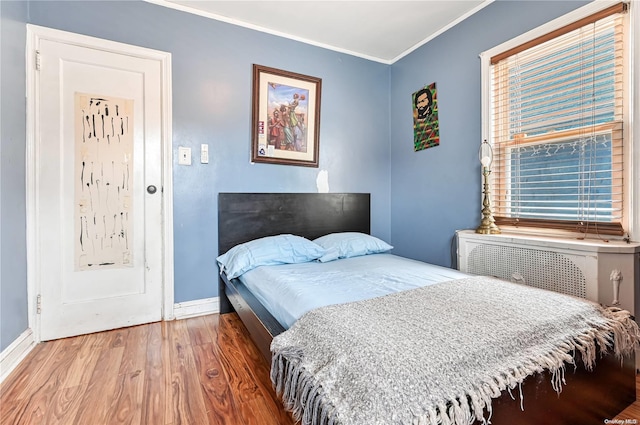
[
  {"xmin": 415, "ymin": 88, "xmax": 432, "ymax": 120},
  {"xmin": 412, "ymin": 83, "xmax": 439, "ymax": 152}
]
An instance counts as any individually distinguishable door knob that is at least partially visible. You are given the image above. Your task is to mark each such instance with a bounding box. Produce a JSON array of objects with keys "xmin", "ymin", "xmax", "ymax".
[{"xmin": 147, "ymin": 185, "xmax": 157, "ymax": 194}]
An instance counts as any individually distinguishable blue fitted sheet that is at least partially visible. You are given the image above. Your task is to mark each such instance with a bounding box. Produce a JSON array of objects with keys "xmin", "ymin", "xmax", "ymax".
[{"xmin": 239, "ymin": 253, "xmax": 469, "ymax": 329}]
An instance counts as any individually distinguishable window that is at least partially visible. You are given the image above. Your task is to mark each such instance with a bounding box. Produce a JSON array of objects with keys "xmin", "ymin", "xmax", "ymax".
[{"xmin": 483, "ymin": 3, "xmax": 629, "ymax": 236}]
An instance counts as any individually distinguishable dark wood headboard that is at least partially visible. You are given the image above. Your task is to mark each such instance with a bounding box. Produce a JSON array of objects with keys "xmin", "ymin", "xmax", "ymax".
[
  {"xmin": 217, "ymin": 193, "xmax": 371, "ymax": 314},
  {"xmin": 218, "ymin": 193, "xmax": 371, "ymax": 255}
]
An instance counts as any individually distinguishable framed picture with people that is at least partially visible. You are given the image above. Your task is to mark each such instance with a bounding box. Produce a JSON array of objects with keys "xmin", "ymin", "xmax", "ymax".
[{"xmin": 251, "ymin": 64, "xmax": 322, "ymax": 167}]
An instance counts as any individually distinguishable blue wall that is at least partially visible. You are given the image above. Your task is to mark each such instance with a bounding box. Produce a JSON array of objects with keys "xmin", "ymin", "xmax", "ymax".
[
  {"xmin": 388, "ymin": 0, "xmax": 589, "ymax": 267},
  {"xmin": 0, "ymin": 0, "xmax": 592, "ymax": 352},
  {"xmin": 1, "ymin": 1, "xmax": 29, "ymax": 352}
]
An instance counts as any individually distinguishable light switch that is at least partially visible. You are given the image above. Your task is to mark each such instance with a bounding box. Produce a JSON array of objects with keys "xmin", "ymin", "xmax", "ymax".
[
  {"xmin": 201, "ymin": 144, "xmax": 209, "ymax": 164},
  {"xmin": 178, "ymin": 147, "xmax": 191, "ymax": 165}
]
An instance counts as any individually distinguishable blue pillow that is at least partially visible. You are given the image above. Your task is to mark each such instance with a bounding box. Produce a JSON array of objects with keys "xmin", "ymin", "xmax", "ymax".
[
  {"xmin": 217, "ymin": 234, "xmax": 326, "ymax": 279},
  {"xmin": 314, "ymin": 232, "xmax": 393, "ymax": 262}
]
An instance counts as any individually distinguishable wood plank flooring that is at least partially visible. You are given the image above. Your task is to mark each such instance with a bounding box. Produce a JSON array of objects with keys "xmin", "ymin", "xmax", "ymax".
[
  {"xmin": 1, "ymin": 313, "xmax": 638, "ymax": 425},
  {"xmin": 617, "ymin": 376, "xmax": 640, "ymax": 422},
  {"xmin": 0, "ymin": 314, "xmax": 295, "ymax": 425}
]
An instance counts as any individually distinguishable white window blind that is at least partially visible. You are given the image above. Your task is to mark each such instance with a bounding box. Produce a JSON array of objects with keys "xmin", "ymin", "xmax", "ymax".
[{"xmin": 490, "ymin": 3, "xmax": 627, "ymax": 235}]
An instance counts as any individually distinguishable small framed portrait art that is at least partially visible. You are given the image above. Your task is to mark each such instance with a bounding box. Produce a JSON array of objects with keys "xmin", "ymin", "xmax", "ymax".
[{"xmin": 412, "ymin": 82, "xmax": 439, "ymax": 152}]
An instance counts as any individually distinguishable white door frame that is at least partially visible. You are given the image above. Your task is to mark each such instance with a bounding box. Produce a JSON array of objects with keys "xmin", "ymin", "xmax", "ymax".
[{"xmin": 25, "ymin": 24, "xmax": 175, "ymax": 342}]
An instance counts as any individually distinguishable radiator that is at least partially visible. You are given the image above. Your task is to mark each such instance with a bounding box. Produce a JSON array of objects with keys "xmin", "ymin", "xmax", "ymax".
[{"xmin": 456, "ymin": 230, "xmax": 640, "ymax": 318}]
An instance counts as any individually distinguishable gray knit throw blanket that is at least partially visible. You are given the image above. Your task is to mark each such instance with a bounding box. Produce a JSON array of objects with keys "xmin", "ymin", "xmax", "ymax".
[{"xmin": 270, "ymin": 276, "xmax": 640, "ymax": 425}]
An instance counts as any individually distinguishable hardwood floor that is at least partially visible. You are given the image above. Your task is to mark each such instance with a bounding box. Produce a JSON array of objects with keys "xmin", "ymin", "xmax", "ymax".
[
  {"xmin": 1, "ymin": 313, "xmax": 638, "ymax": 425},
  {"xmin": 617, "ymin": 375, "xmax": 640, "ymax": 422},
  {"xmin": 0, "ymin": 314, "xmax": 295, "ymax": 425}
]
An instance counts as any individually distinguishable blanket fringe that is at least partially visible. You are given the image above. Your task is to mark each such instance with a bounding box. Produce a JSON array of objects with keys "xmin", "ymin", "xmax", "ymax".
[
  {"xmin": 271, "ymin": 348, "xmax": 338, "ymax": 425},
  {"xmin": 411, "ymin": 305, "xmax": 640, "ymax": 425},
  {"xmin": 272, "ymin": 305, "xmax": 640, "ymax": 425}
]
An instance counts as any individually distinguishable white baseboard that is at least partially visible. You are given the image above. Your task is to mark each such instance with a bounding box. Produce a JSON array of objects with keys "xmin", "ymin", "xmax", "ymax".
[
  {"xmin": 0, "ymin": 328, "xmax": 36, "ymax": 384},
  {"xmin": 173, "ymin": 297, "xmax": 219, "ymax": 320}
]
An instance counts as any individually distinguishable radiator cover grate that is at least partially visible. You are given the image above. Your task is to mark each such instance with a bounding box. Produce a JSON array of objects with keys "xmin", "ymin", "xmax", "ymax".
[{"xmin": 467, "ymin": 244, "xmax": 587, "ymax": 299}]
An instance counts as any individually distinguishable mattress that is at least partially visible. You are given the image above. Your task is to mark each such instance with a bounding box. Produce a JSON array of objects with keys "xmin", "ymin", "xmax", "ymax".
[{"xmin": 239, "ymin": 253, "xmax": 468, "ymax": 329}]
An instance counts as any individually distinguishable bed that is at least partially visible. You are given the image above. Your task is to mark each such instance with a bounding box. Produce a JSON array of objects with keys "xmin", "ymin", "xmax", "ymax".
[{"xmin": 217, "ymin": 192, "xmax": 637, "ymax": 425}]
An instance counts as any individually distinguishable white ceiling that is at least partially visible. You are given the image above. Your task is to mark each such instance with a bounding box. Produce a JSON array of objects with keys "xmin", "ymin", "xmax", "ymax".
[{"xmin": 151, "ymin": 0, "xmax": 492, "ymax": 63}]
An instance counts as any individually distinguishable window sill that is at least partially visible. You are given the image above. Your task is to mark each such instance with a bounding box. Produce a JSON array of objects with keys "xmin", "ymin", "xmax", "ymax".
[{"xmin": 456, "ymin": 229, "xmax": 640, "ymax": 254}]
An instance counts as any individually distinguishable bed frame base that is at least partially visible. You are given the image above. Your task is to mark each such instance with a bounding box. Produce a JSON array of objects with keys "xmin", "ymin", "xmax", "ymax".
[{"xmin": 222, "ymin": 272, "xmax": 284, "ymax": 361}]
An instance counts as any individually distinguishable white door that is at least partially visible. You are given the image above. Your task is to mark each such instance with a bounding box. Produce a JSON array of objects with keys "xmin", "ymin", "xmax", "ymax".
[{"xmin": 29, "ymin": 26, "xmax": 172, "ymax": 341}]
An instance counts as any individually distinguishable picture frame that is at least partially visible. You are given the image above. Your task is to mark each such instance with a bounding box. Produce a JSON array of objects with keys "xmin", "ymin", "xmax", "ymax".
[
  {"xmin": 251, "ymin": 64, "xmax": 322, "ymax": 167},
  {"xmin": 412, "ymin": 82, "xmax": 439, "ymax": 152}
]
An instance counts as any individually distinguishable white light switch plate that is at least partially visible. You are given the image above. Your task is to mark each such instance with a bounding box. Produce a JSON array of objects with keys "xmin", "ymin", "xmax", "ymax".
[
  {"xmin": 201, "ymin": 144, "xmax": 209, "ymax": 164},
  {"xmin": 178, "ymin": 146, "xmax": 191, "ymax": 165}
]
